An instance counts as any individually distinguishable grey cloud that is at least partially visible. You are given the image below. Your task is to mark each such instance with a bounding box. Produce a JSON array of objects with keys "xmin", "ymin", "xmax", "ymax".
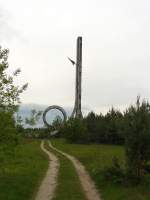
[
  {"xmin": 0, "ymin": 7, "xmax": 19, "ymax": 42},
  {"xmin": 1, "ymin": 0, "xmax": 150, "ymax": 114}
]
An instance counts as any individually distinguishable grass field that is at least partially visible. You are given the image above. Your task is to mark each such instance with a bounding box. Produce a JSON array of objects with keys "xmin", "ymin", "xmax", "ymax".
[
  {"xmin": 0, "ymin": 139, "xmax": 48, "ymax": 200},
  {"xmin": 45, "ymin": 141, "xmax": 86, "ymax": 200},
  {"xmin": 51, "ymin": 139, "xmax": 150, "ymax": 200}
]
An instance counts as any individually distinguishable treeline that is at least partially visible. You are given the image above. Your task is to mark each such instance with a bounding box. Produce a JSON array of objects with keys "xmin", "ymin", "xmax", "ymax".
[
  {"xmin": 61, "ymin": 97, "xmax": 150, "ymax": 146},
  {"xmin": 60, "ymin": 106, "xmax": 124, "ymax": 144},
  {"xmin": 84, "ymin": 108, "xmax": 124, "ymax": 144}
]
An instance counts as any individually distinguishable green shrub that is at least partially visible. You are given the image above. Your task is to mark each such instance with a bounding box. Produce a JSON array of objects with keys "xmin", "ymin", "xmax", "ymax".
[
  {"xmin": 102, "ymin": 157, "xmax": 125, "ymax": 184},
  {"xmin": 61, "ymin": 118, "xmax": 89, "ymax": 143}
]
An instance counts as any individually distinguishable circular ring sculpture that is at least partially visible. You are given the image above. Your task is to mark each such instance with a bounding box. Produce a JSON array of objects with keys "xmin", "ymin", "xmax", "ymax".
[{"xmin": 43, "ymin": 105, "xmax": 67, "ymax": 128}]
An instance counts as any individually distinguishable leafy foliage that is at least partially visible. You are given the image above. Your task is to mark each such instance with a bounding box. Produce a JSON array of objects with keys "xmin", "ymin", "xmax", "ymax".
[
  {"xmin": 124, "ymin": 97, "xmax": 150, "ymax": 181},
  {"xmin": 0, "ymin": 46, "xmax": 28, "ymax": 111},
  {"xmin": 61, "ymin": 118, "xmax": 89, "ymax": 143},
  {"xmin": 84, "ymin": 108, "xmax": 124, "ymax": 144},
  {"xmin": 15, "ymin": 113, "xmax": 24, "ymax": 133},
  {"xmin": 102, "ymin": 157, "xmax": 125, "ymax": 184},
  {"xmin": 0, "ymin": 46, "xmax": 27, "ymax": 149},
  {"xmin": 52, "ymin": 115, "xmax": 63, "ymax": 129},
  {"xmin": 25, "ymin": 109, "xmax": 42, "ymax": 126},
  {"xmin": 0, "ymin": 109, "xmax": 19, "ymax": 149}
]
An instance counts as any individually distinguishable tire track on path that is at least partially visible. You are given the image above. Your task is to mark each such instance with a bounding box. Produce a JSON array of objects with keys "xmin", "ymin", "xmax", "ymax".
[
  {"xmin": 35, "ymin": 141, "xmax": 59, "ymax": 200},
  {"xmin": 48, "ymin": 141, "xmax": 102, "ymax": 200}
]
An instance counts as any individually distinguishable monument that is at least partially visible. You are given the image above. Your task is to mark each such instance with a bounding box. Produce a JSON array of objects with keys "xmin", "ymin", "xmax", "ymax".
[
  {"xmin": 43, "ymin": 36, "xmax": 83, "ymax": 127},
  {"xmin": 71, "ymin": 36, "xmax": 83, "ymax": 118}
]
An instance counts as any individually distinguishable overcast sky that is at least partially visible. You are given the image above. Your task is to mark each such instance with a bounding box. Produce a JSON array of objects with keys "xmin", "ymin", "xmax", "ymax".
[{"xmin": 0, "ymin": 0, "xmax": 150, "ymax": 113}]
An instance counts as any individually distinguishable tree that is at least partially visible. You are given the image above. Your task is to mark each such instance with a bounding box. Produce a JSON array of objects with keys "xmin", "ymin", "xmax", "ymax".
[
  {"xmin": 0, "ymin": 46, "xmax": 28, "ymax": 111},
  {"xmin": 0, "ymin": 110, "xmax": 18, "ymax": 147},
  {"xmin": 85, "ymin": 112, "xmax": 97, "ymax": 141},
  {"xmin": 105, "ymin": 107, "xmax": 124, "ymax": 144},
  {"xmin": 84, "ymin": 109, "xmax": 124, "ymax": 144},
  {"xmin": 0, "ymin": 46, "xmax": 27, "ymax": 147},
  {"xmin": 52, "ymin": 115, "xmax": 63, "ymax": 130},
  {"xmin": 15, "ymin": 113, "xmax": 24, "ymax": 133},
  {"xmin": 62, "ymin": 118, "xmax": 89, "ymax": 143},
  {"xmin": 85, "ymin": 112, "xmax": 103, "ymax": 143},
  {"xmin": 25, "ymin": 109, "xmax": 42, "ymax": 127},
  {"xmin": 124, "ymin": 97, "xmax": 150, "ymax": 181}
]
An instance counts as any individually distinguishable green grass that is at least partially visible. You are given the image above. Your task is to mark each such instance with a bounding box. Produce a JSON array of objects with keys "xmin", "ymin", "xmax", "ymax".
[
  {"xmin": 0, "ymin": 139, "xmax": 48, "ymax": 200},
  {"xmin": 45, "ymin": 141, "xmax": 86, "ymax": 200},
  {"xmin": 51, "ymin": 139, "xmax": 150, "ymax": 200}
]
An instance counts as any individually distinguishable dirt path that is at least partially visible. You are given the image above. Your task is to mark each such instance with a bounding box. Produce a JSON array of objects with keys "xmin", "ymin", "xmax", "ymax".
[
  {"xmin": 35, "ymin": 141, "xmax": 59, "ymax": 200},
  {"xmin": 48, "ymin": 141, "xmax": 102, "ymax": 200}
]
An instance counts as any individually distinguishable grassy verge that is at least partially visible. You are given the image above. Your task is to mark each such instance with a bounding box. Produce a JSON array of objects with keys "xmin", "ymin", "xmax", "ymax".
[
  {"xmin": 45, "ymin": 140, "xmax": 86, "ymax": 200},
  {"xmin": 0, "ymin": 139, "xmax": 48, "ymax": 200},
  {"xmin": 51, "ymin": 139, "xmax": 150, "ymax": 200}
]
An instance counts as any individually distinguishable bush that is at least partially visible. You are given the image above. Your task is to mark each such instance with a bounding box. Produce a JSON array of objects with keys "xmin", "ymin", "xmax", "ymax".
[
  {"xmin": 102, "ymin": 157, "xmax": 125, "ymax": 184},
  {"xmin": 61, "ymin": 118, "xmax": 90, "ymax": 143}
]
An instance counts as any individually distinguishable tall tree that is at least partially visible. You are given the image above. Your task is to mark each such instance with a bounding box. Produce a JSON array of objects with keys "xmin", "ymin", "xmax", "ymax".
[
  {"xmin": 124, "ymin": 97, "xmax": 150, "ymax": 181},
  {"xmin": 0, "ymin": 46, "xmax": 28, "ymax": 111},
  {"xmin": 0, "ymin": 46, "xmax": 28, "ymax": 147}
]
